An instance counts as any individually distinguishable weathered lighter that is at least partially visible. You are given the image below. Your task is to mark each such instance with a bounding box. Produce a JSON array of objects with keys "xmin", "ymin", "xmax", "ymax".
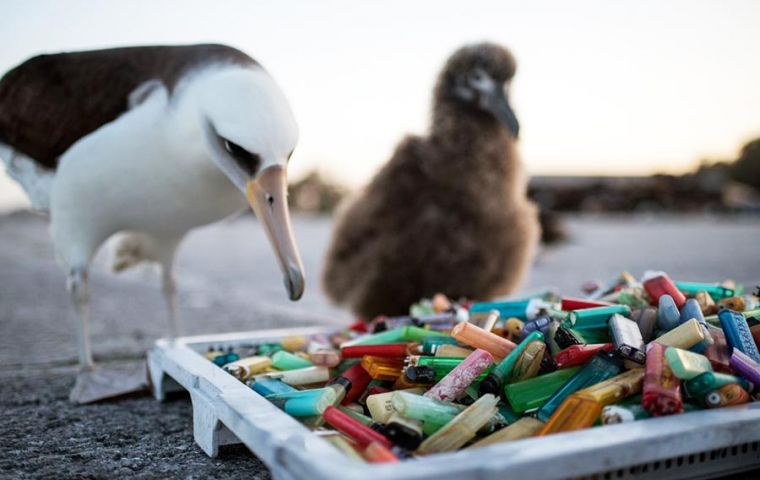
[
  {"xmin": 555, "ymin": 344, "xmax": 614, "ymax": 368},
  {"xmin": 675, "ymin": 281, "xmax": 735, "ymax": 301},
  {"xmin": 664, "ymin": 347, "xmax": 713, "ymax": 380},
  {"xmin": 255, "ymin": 365, "xmax": 331, "ymax": 386},
  {"xmin": 469, "ymin": 298, "xmax": 550, "ymax": 321},
  {"xmin": 451, "ymin": 321, "xmax": 515, "ymax": 361},
  {"xmin": 680, "ymin": 298, "xmax": 707, "ymax": 325},
  {"xmin": 416, "ymin": 394, "xmax": 499, "ymax": 454},
  {"xmin": 539, "ymin": 369, "xmax": 644, "ymax": 435},
  {"xmin": 327, "ymin": 362, "xmax": 372, "ymax": 405},
  {"xmin": 569, "ymin": 305, "xmax": 632, "ymax": 331},
  {"xmin": 609, "ymin": 314, "xmax": 646, "ymax": 364},
  {"xmin": 419, "ymin": 336, "xmax": 459, "ymax": 355},
  {"xmin": 719, "ymin": 308, "xmax": 760, "ymax": 363},
  {"xmin": 657, "ymin": 294, "xmax": 682, "ymax": 332},
  {"xmin": 342, "ymin": 343, "xmax": 411, "ymax": 359},
  {"xmin": 509, "ymin": 340, "xmax": 546, "ymax": 382},
  {"xmin": 730, "ymin": 349, "xmax": 760, "ymax": 387},
  {"xmin": 323, "ymin": 406, "xmax": 392, "ymax": 448},
  {"xmin": 536, "ymin": 351, "xmax": 623, "ymax": 422},
  {"xmin": 503, "ymin": 366, "xmax": 581, "ymax": 413},
  {"xmin": 271, "ymin": 350, "xmax": 313, "ymax": 370},
  {"xmin": 469, "ymin": 417, "xmax": 544, "ymax": 448},
  {"xmin": 223, "ymin": 355, "xmax": 272, "ymax": 380},
  {"xmin": 654, "ymin": 318, "xmax": 705, "ymax": 349},
  {"xmin": 642, "ymin": 342, "xmax": 682, "ymax": 416},
  {"xmin": 478, "ymin": 331, "xmax": 544, "ymax": 397},
  {"xmin": 643, "ymin": 271, "xmax": 686, "ymax": 308},
  {"xmin": 684, "ymin": 371, "xmax": 751, "ymax": 402},
  {"xmin": 705, "ymin": 383, "xmax": 750, "ymax": 408},
  {"xmin": 424, "ymin": 349, "xmax": 494, "ymax": 401},
  {"xmin": 361, "ymin": 355, "xmax": 405, "ymax": 381}
]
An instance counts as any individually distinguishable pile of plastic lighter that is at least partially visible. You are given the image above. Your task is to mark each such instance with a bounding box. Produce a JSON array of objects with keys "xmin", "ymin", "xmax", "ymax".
[{"xmin": 206, "ymin": 271, "xmax": 760, "ymax": 463}]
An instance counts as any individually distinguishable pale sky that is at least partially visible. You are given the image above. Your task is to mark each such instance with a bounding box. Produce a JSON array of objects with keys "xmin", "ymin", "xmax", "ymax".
[{"xmin": 2, "ymin": 0, "xmax": 760, "ymax": 210}]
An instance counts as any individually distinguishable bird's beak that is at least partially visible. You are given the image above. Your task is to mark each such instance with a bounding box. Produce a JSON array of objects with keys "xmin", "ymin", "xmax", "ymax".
[
  {"xmin": 246, "ymin": 166, "xmax": 305, "ymax": 300},
  {"xmin": 485, "ymin": 89, "xmax": 520, "ymax": 138}
]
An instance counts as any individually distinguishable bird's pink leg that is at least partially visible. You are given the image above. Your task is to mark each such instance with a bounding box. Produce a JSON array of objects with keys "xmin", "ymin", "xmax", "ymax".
[
  {"xmin": 67, "ymin": 268, "xmax": 94, "ymax": 370},
  {"xmin": 66, "ymin": 267, "xmax": 147, "ymax": 404}
]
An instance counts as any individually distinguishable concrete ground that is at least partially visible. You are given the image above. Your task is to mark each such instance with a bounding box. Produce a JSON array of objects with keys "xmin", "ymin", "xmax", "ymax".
[{"xmin": 1, "ymin": 210, "xmax": 759, "ymax": 479}]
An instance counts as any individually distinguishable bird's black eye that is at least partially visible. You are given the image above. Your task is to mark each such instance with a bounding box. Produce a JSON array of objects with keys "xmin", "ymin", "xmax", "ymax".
[{"xmin": 223, "ymin": 139, "xmax": 261, "ymax": 176}]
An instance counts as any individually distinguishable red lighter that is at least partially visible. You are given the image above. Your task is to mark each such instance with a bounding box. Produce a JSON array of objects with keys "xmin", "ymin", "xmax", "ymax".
[
  {"xmin": 642, "ymin": 342, "xmax": 683, "ymax": 416},
  {"xmin": 642, "ymin": 272, "xmax": 686, "ymax": 308}
]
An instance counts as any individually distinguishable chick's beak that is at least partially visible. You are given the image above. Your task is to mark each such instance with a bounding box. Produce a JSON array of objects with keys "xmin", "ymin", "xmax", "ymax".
[
  {"xmin": 486, "ymin": 88, "xmax": 520, "ymax": 138},
  {"xmin": 246, "ymin": 166, "xmax": 305, "ymax": 300}
]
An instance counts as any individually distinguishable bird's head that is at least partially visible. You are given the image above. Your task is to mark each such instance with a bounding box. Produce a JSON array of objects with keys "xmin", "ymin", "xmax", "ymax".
[
  {"xmin": 435, "ymin": 42, "xmax": 519, "ymax": 137},
  {"xmin": 198, "ymin": 68, "xmax": 304, "ymax": 300}
]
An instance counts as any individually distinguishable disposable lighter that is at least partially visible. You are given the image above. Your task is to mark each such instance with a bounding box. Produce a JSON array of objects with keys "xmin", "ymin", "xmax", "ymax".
[
  {"xmin": 675, "ymin": 281, "xmax": 735, "ymax": 301},
  {"xmin": 654, "ymin": 319, "xmax": 705, "ymax": 349},
  {"xmin": 362, "ymin": 441, "xmax": 398, "ymax": 463},
  {"xmin": 509, "ymin": 340, "xmax": 546, "ymax": 382},
  {"xmin": 469, "ymin": 417, "xmax": 544, "ymax": 448},
  {"xmin": 555, "ymin": 344, "xmax": 614, "ymax": 368},
  {"xmin": 680, "ymin": 298, "xmax": 707, "ymax": 326},
  {"xmin": 341, "ymin": 326, "xmax": 449, "ymax": 347},
  {"xmin": 719, "ymin": 308, "xmax": 760, "ymax": 363},
  {"xmin": 416, "ymin": 394, "xmax": 499, "ymax": 454},
  {"xmin": 503, "ymin": 366, "xmax": 581, "ymax": 413},
  {"xmin": 561, "ymin": 297, "xmax": 613, "ymax": 310},
  {"xmin": 469, "ymin": 298, "xmax": 551, "ymax": 321},
  {"xmin": 424, "ymin": 349, "xmax": 494, "ymax": 401},
  {"xmin": 705, "ymin": 384, "xmax": 750, "ymax": 408},
  {"xmin": 664, "ymin": 347, "xmax": 713, "ymax": 380},
  {"xmin": 435, "ymin": 345, "xmax": 475, "ymax": 358},
  {"xmin": 342, "ymin": 343, "xmax": 411, "ymax": 359},
  {"xmin": 419, "ymin": 336, "xmax": 458, "ymax": 355},
  {"xmin": 536, "ymin": 351, "xmax": 622, "ymax": 422},
  {"xmin": 366, "ymin": 387, "xmax": 426, "ymax": 423},
  {"xmin": 323, "ymin": 406, "xmax": 392, "ymax": 448},
  {"xmin": 384, "ymin": 413, "xmax": 424, "ymax": 449},
  {"xmin": 255, "ymin": 366, "xmax": 331, "ymax": 386},
  {"xmin": 327, "ymin": 362, "xmax": 372, "ymax": 405},
  {"xmin": 478, "ymin": 331, "xmax": 544, "ymax": 396},
  {"xmin": 642, "ymin": 342, "xmax": 682, "ymax": 416},
  {"xmin": 271, "ymin": 350, "xmax": 313, "ymax": 370},
  {"xmin": 522, "ymin": 316, "xmax": 555, "ymax": 338},
  {"xmin": 602, "ymin": 403, "xmax": 652, "ymax": 424},
  {"xmin": 704, "ymin": 327, "xmax": 732, "ymax": 373},
  {"xmin": 568, "ymin": 305, "xmax": 632, "ymax": 331},
  {"xmin": 223, "ymin": 355, "xmax": 272, "ymax": 380},
  {"xmin": 609, "ymin": 314, "xmax": 646, "ymax": 364},
  {"xmin": 729, "ymin": 349, "xmax": 760, "ymax": 387},
  {"xmin": 361, "ymin": 355, "xmax": 405, "ymax": 381},
  {"xmin": 310, "ymin": 349, "xmax": 342, "ymax": 368},
  {"xmin": 657, "ymin": 294, "xmax": 682, "ymax": 332},
  {"xmin": 683, "ymin": 371, "xmax": 751, "ymax": 402},
  {"xmin": 451, "ymin": 321, "xmax": 516, "ymax": 361},
  {"xmin": 250, "ymin": 378, "xmax": 298, "ymax": 397},
  {"xmin": 643, "ymin": 271, "xmax": 686, "ymax": 308},
  {"xmin": 539, "ymin": 369, "xmax": 644, "ymax": 435}
]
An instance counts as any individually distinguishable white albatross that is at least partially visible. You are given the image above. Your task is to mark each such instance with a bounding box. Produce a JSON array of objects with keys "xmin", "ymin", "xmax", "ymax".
[{"xmin": 0, "ymin": 44, "xmax": 305, "ymax": 403}]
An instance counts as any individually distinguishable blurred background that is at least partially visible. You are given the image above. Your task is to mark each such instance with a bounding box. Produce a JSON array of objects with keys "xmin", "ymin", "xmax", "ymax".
[{"xmin": 1, "ymin": 0, "xmax": 759, "ymax": 359}]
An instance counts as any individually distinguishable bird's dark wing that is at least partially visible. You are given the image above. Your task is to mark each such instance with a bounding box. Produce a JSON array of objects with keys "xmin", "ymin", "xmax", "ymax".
[{"xmin": 0, "ymin": 44, "xmax": 255, "ymax": 169}]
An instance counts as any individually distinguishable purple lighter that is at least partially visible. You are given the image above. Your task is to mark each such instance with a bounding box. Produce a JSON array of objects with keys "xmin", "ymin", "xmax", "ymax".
[{"xmin": 729, "ymin": 350, "xmax": 760, "ymax": 392}]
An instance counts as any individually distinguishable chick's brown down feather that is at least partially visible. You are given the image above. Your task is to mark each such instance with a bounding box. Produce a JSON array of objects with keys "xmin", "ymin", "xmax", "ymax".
[{"xmin": 323, "ymin": 43, "xmax": 540, "ymax": 319}]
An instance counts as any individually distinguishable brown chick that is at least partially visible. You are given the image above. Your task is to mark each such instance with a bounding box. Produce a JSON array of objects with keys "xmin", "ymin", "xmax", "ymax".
[{"xmin": 322, "ymin": 42, "xmax": 540, "ymax": 319}]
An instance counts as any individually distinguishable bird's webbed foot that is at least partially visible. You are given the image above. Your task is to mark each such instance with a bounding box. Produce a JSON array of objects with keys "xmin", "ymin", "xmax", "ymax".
[{"xmin": 69, "ymin": 363, "xmax": 149, "ymax": 404}]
